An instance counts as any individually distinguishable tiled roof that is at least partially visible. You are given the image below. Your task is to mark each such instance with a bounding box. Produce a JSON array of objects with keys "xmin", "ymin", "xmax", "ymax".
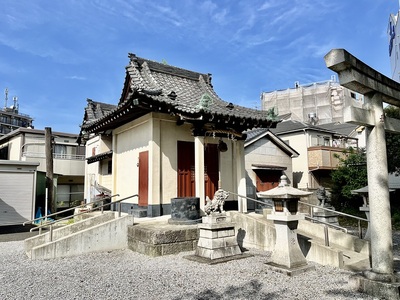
[
  {"xmin": 270, "ymin": 120, "xmax": 337, "ymax": 135},
  {"xmin": 317, "ymin": 122, "xmax": 359, "ymax": 136},
  {"xmin": 244, "ymin": 127, "xmax": 299, "ymax": 157},
  {"xmin": 82, "ymin": 53, "xmax": 280, "ymax": 136},
  {"xmin": 83, "ymin": 99, "xmax": 116, "ymax": 126}
]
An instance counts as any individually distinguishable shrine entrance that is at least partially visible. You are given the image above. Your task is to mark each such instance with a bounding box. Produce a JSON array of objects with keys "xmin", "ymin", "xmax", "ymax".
[{"xmin": 177, "ymin": 141, "xmax": 218, "ymax": 200}]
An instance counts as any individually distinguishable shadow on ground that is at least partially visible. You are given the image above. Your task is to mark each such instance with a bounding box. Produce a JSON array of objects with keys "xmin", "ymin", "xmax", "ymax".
[
  {"xmin": 0, "ymin": 224, "xmax": 42, "ymax": 242},
  {"xmin": 172, "ymin": 279, "xmax": 278, "ymax": 300}
]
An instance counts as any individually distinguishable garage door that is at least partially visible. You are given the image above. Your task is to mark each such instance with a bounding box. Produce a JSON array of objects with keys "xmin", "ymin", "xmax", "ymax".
[{"xmin": 0, "ymin": 171, "xmax": 36, "ymax": 225}]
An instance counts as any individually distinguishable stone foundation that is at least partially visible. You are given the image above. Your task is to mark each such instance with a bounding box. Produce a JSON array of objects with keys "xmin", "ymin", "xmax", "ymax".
[{"xmin": 128, "ymin": 223, "xmax": 198, "ymax": 257}]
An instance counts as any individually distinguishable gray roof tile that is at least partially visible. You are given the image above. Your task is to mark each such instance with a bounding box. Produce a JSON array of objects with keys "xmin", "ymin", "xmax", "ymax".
[{"xmin": 83, "ymin": 53, "xmax": 280, "ymax": 134}]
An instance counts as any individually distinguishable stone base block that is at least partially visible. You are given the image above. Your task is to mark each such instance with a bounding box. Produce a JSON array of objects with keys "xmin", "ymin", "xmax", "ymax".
[
  {"xmin": 129, "ymin": 239, "xmax": 197, "ymax": 257},
  {"xmin": 266, "ymin": 262, "xmax": 315, "ymax": 277},
  {"xmin": 127, "ymin": 224, "xmax": 198, "ymax": 257},
  {"xmin": 349, "ymin": 273, "xmax": 400, "ymax": 299},
  {"xmin": 195, "ymin": 218, "xmax": 242, "ymax": 260},
  {"xmin": 185, "ymin": 253, "xmax": 252, "ymax": 265}
]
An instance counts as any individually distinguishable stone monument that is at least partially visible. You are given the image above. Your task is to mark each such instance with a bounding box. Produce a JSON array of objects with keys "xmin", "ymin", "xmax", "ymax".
[{"xmin": 258, "ymin": 175, "xmax": 315, "ymax": 276}]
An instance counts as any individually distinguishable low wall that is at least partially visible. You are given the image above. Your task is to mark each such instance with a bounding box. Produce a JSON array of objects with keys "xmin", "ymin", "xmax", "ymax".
[
  {"xmin": 25, "ymin": 212, "xmax": 116, "ymax": 256},
  {"xmin": 229, "ymin": 211, "xmax": 276, "ymax": 251},
  {"xmin": 28, "ymin": 213, "xmax": 134, "ymax": 260}
]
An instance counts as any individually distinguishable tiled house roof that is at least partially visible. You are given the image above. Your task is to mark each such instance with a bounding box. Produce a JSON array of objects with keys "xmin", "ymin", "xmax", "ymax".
[
  {"xmin": 81, "ymin": 53, "xmax": 280, "ymax": 138},
  {"xmin": 83, "ymin": 99, "xmax": 116, "ymax": 125},
  {"xmin": 269, "ymin": 120, "xmax": 337, "ymax": 135},
  {"xmin": 244, "ymin": 128, "xmax": 299, "ymax": 157}
]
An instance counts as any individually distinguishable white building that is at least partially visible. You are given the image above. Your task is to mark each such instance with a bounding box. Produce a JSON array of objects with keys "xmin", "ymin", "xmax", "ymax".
[
  {"xmin": 0, "ymin": 128, "xmax": 85, "ymax": 212},
  {"xmin": 261, "ymin": 78, "xmax": 363, "ymax": 126}
]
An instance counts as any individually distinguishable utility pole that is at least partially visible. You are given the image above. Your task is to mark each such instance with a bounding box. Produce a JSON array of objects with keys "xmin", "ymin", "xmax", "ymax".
[{"xmin": 45, "ymin": 127, "xmax": 55, "ymax": 214}]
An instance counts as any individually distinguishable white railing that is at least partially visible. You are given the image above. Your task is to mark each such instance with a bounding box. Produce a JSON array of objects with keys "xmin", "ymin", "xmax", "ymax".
[{"xmin": 22, "ymin": 152, "xmax": 85, "ymax": 160}]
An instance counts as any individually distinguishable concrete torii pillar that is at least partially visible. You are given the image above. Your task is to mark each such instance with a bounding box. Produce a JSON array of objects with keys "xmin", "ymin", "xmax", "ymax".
[{"xmin": 325, "ymin": 49, "xmax": 400, "ymax": 295}]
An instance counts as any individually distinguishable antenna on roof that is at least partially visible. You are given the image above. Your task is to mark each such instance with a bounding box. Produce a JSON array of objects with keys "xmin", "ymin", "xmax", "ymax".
[
  {"xmin": 12, "ymin": 96, "xmax": 18, "ymax": 113},
  {"xmin": 4, "ymin": 88, "xmax": 8, "ymax": 109}
]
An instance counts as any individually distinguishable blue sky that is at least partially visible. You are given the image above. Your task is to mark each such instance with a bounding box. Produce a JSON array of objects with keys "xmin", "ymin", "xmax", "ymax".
[{"xmin": 0, "ymin": 0, "xmax": 397, "ymax": 134}]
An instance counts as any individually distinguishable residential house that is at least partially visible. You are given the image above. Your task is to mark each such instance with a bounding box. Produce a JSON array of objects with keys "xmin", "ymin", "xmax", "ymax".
[
  {"xmin": 244, "ymin": 128, "xmax": 299, "ymax": 209},
  {"xmin": 78, "ymin": 99, "xmax": 116, "ymax": 202},
  {"xmin": 0, "ymin": 128, "xmax": 86, "ymax": 212},
  {"xmin": 270, "ymin": 120, "xmax": 359, "ymax": 189},
  {"xmin": 79, "ymin": 53, "xmax": 280, "ymax": 217}
]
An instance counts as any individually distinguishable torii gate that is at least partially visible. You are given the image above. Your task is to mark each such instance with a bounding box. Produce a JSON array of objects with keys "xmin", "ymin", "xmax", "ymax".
[{"xmin": 324, "ymin": 49, "xmax": 400, "ymax": 291}]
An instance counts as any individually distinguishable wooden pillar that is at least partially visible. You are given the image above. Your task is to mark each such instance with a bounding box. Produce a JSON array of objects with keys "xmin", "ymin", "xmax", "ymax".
[
  {"xmin": 149, "ymin": 118, "xmax": 161, "ymax": 216},
  {"xmin": 234, "ymin": 140, "xmax": 247, "ymax": 213},
  {"xmin": 194, "ymin": 136, "xmax": 205, "ymax": 213},
  {"xmin": 366, "ymin": 93, "xmax": 393, "ymax": 274},
  {"xmin": 45, "ymin": 127, "xmax": 54, "ymax": 214}
]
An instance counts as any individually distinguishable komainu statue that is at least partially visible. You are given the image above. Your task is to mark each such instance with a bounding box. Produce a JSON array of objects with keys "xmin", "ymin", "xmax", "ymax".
[
  {"xmin": 316, "ymin": 186, "xmax": 330, "ymax": 206},
  {"xmin": 204, "ymin": 189, "xmax": 229, "ymax": 215}
]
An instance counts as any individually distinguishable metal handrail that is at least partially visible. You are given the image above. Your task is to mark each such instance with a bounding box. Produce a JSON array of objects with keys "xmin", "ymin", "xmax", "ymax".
[
  {"xmin": 298, "ymin": 201, "xmax": 368, "ymax": 222},
  {"xmin": 298, "ymin": 200, "xmax": 368, "ymax": 239},
  {"xmin": 24, "ymin": 194, "xmax": 138, "ymax": 234},
  {"xmin": 227, "ymin": 190, "xmax": 366, "ymax": 240},
  {"xmin": 23, "ymin": 194, "xmax": 120, "ymax": 226}
]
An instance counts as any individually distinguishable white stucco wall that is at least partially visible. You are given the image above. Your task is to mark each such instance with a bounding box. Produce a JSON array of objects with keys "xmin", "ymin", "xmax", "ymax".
[
  {"xmin": 109, "ymin": 112, "xmax": 240, "ymax": 207},
  {"xmin": 245, "ymin": 138, "xmax": 294, "ymax": 196},
  {"xmin": 278, "ymin": 132, "xmax": 310, "ymax": 189}
]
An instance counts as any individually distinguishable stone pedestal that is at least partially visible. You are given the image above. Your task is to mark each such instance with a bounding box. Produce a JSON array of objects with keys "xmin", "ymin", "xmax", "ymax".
[
  {"xmin": 359, "ymin": 205, "xmax": 371, "ymax": 240},
  {"xmin": 312, "ymin": 205, "xmax": 339, "ymax": 226},
  {"xmin": 267, "ymin": 213, "xmax": 315, "ymax": 276},
  {"xmin": 195, "ymin": 213, "xmax": 242, "ymax": 260}
]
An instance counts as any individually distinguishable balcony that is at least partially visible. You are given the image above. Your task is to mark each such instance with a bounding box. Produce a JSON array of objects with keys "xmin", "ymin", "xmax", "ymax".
[
  {"xmin": 22, "ymin": 152, "xmax": 85, "ymax": 175},
  {"xmin": 307, "ymin": 146, "xmax": 347, "ymax": 170}
]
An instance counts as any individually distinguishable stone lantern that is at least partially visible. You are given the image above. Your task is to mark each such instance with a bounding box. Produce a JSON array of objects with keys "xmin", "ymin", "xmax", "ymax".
[
  {"xmin": 257, "ymin": 175, "xmax": 314, "ymax": 275},
  {"xmin": 351, "ymin": 186, "xmax": 394, "ymax": 241},
  {"xmin": 351, "ymin": 186, "xmax": 370, "ymax": 240}
]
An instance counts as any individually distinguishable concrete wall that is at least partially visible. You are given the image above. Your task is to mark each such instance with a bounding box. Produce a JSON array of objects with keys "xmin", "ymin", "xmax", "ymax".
[
  {"xmin": 26, "ymin": 212, "xmax": 134, "ymax": 260},
  {"xmin": 24, "ymin": 211, "xmax": 116, "ymax": 252},
  {"xmin": 229, "ymin": 211, "xmax": 276, "ymax": 251},
  {"xmin": 298, "ymin": 219, "xmax": 370, "ymax": 255}
]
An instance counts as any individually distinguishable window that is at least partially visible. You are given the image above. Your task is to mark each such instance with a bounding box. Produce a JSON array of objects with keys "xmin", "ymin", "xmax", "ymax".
[{"xmin": 54, "ymin": 144, "xmax": 67, "ymax": 158}]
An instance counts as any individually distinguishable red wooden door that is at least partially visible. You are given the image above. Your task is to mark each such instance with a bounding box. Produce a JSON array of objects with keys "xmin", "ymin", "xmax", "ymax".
[
  {"xmin": 138, "ymin": 151, "xmax": 149, "ymax": 206},
  {"xmin": 177, "ymin": 141, "xmax": 219, "ymax": 199},
  {"xmin": 255, "ymin": 171, "xmax": 281, "ymax": 192},
  {"xmin": 177, "ymin": 141, "xmax": 195, "ymax": 197},
  {"xmin": 204, "ymin": 144, "xmax": 219, "ymax": 199}
]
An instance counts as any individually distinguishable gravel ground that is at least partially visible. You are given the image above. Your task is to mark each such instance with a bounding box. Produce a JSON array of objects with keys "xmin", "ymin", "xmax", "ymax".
[
  {"xmin": 1, "ymin": 227, "xmax": 399, "ymax": 299},
  {"xmin": 0, "ymin": 242, "xmax": 385, "ymax": 300}
]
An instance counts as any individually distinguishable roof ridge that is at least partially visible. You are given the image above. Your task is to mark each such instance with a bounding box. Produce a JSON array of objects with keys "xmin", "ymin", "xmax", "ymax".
[{"xmin": 129, "ymin": 53, "xmax": 211, "ymax": 83}]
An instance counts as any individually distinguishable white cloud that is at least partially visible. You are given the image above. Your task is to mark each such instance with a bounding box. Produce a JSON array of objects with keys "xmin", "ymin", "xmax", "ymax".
[{"xmin": 65, "ymin": 76, "xmax": 87, "ymax": 81}]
